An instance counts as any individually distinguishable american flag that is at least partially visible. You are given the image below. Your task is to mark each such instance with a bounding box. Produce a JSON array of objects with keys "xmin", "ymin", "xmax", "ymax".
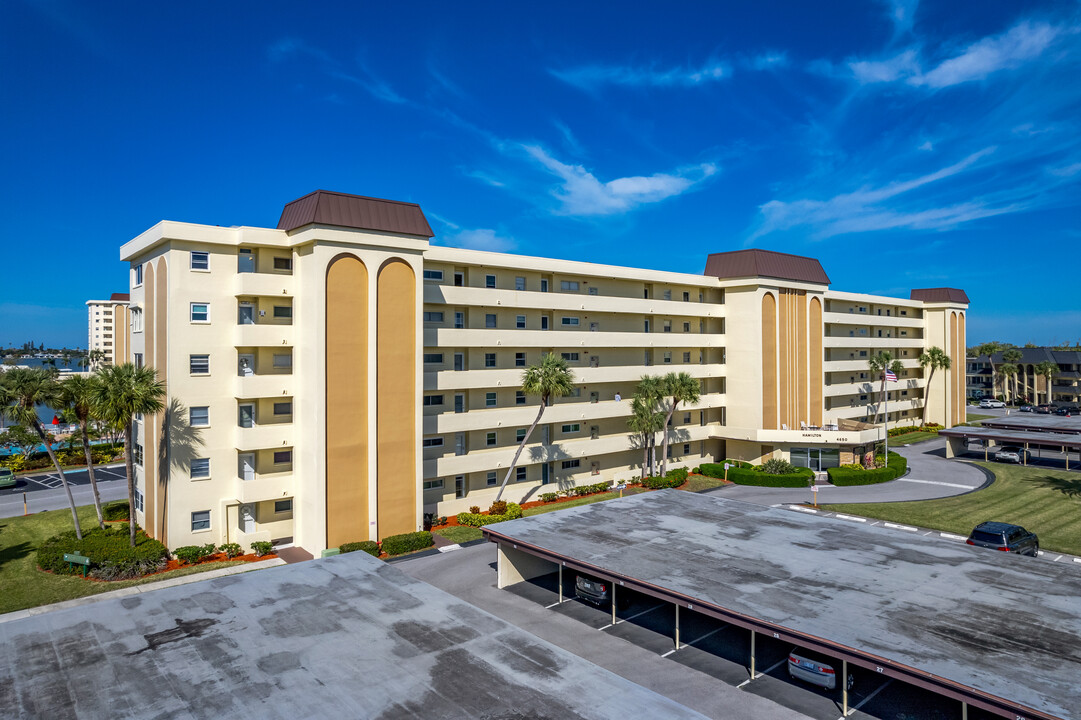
[{"xmin": 885, "ymin": 370, "xmax": 898, "ymax": 382}]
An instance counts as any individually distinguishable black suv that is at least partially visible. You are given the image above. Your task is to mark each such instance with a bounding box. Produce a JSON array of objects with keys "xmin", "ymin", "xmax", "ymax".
[
  {"xmin": 966, "ymin": 522, "xmax": 1039, "ymax": 557},
  {"xmin": 574, "ymin": 573, "xmax": 630, "ymax": 609}
]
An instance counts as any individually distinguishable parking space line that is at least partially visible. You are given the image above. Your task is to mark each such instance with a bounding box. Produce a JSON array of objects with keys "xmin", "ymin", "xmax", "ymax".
[
  {"xmin": 884, "ymin": 522, "xmax": 918, "ymax": 532},
  {"xmin": 736, "ymin": 657, "xmax": 788, "ymax": 688},
  {"xmin": 661, "ymin": 624, "xmax": 728, "ymax": 657},
  {"xmin": 939, "ymin": 532, "xmax": 967, "ymax": 541},
  {"xmin": 544, "ymin": 598, "xmax": 572, "ymax": 609},
  {"xmin": 599, "ymin": 602, "xmax": 665, "ymax": 630},
  {"xmin": 839, "ymin": 678, "xmax": 893, "ymax": 718}
]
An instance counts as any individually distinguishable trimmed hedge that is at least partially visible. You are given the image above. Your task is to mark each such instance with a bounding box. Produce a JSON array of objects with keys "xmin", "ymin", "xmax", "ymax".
[
  {"xmin": 726, "ymin": 466, "xmax": 815, "ymax": 487},
  {"xmin": 699, "ymin": 460, "xmax": 752, "ymax": 478},
  {"xmin": 457, "ymin": 502, "xmax": 523, "ymax": 527},
  {"xmin": 37, "ymin": 525, "xmax": 168, "ymax": 580},
  {"xmin": 641, "ymin": 467, "xmax": 688, "ymax": 489},
  {"xmin": 381, "ymin": 531, "xmax": 434, "ymax": 556},
  {"xmin": 251, "ymin": 541, "xmax": 274, "ymax": 556},
  {"xmin": 827, "ymin": 452, "xmax": 908, "ymax": 486},
  {"xmin": 572, "ymin": 481, "xmax": 613, "ymax": 497},
  {"xmin": 340, "ymin": 541, "xmax": 380, "ymax": 557},
  {"xmin": 174, "ymin": 544, "xmax": 216, "ymax": 565}
]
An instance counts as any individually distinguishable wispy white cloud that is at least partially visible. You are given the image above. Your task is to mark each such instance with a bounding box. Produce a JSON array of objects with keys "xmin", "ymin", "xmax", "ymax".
[
  {"xmin": 550, "ymin": 60, "xmax": 730, "ymax": 90},
  {"xmin": 269, "ymin": 38, "xmax": 407, "ymax": 104},
  {"xmin": 883, "ymin": 0, "xmax": 920, "ymax": 38},
  {"xmin": 748, "ymin": 148, "xmax": 1017, "ymax": 239},
  {"xmin": 849, "ymin": 20, "xmax": 1063, "ymax": 88},
  {"xmin": 745, "ymin": 52, "xmax": 789, "ymax": 70},
  {"xmin": 521, "ymin": 145, "xmax": 716, "ymax": 216},
  {"xmin": 462, "ymin": 169, "xmax": 506, "ymax": 187},
  {"xmin": 1047, "ymin": 161, "xmax": 1081, "ymax": 177},
  {"xmin": 553, "ymin": 119, "xmax": 585, "ymax": 157},
  {"xmin": 917, "ymin": 140, "xmax": 934, "ymax": 151}
]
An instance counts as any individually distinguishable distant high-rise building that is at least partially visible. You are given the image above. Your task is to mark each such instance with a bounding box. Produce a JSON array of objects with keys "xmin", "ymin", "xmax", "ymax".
[{"xmin": 85, "ymin": 293, "xmax": 130, "ymax": 369}]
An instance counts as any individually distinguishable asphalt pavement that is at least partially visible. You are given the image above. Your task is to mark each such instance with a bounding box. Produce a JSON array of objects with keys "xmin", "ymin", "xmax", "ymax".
[{"xmin": 0, "ymin": 465, "xmax": 128, "ymax": 518}]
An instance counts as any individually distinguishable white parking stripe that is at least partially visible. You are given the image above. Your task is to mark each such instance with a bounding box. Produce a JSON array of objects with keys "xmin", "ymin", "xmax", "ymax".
[
  {"xmin": 599, "ymin": 603, "xmax": 665, "ymax": 630},
  {"xmin": 939, "ymin": 532, "xmax": 967, "ymax": 541},
  {"xmin": 839, "ymin": 679, "xmax": 893, "ymax": 718},
  {"xmin": 884, "ymin": 522, "xmax": 918, "ymax": 532},
  {"xmin": 661, "ymin": 624, "xmax": 730, "ymax": 656},
  {"xmin": 788, "ymin": 505, "xmax": 817, "ymax": 514},
  {"xmin": 544, "ymin": 598, "xmax": 572, "ymax": 609},
  {"xmin": 737, "ymin": 657, "xmax": 788, "ymax": 687},
  {"xmin": 834, "ymin": 514, "xmax": 867, "ymax": 523}
]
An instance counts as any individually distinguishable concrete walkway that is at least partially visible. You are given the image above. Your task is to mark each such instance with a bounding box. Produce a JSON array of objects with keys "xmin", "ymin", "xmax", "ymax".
[
  {"xmin": 0, "ymin": 557, "xmax": 285, "ymax": 625},
  {"xmin": 705, "ymin": 437, "xmax": 989, "ymax": 506}
]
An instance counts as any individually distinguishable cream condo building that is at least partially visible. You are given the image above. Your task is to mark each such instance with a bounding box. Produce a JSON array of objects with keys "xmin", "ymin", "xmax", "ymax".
[
  {"xmin": 85, "ymin": 293, "xmax": 131, "ymax": 369},
  {"xmin": 119, "ymin": 191, "xmax": 968, "ymax": 554}
]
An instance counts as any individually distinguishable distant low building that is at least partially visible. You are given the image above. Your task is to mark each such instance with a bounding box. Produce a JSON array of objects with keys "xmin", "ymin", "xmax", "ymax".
[
  {"xmin": 966, "ymin": 347, "xmax": 1081, "ymax": 404},
  {"xmin": 85, "ymin": 293, "xmax": 130, "ymax": 370}
]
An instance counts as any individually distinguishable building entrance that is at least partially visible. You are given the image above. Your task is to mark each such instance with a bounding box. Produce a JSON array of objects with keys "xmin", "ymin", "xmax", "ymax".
[{"xmin": 790, "ymin": 447, "xmax": 840, "ymax": 472}]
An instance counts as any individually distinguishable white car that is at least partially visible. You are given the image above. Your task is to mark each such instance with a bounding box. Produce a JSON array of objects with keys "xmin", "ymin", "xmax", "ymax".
[
  {"xmin": 994, "ymin": 447, "xmax": 1029, "ymax": 464},
  {"xmin": 979, "ymin": 399, "xmax": 1005, "ymax": 409},
  {"xmin": 788, "ymin": 647, "xmax": 854, "ymax": 691}
]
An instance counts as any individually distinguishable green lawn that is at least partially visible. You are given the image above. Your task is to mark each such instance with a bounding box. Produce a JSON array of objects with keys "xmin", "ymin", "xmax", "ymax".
[
  {"xmin": 890, "ymin": 431, "xmax": 940, "ymax": 446},
  {"xmin": 432, "ymin": 525, "xmax": 483, "ymax": 544},
  {"xmin": 0, "ymin": 506, "xmax": 265, "ymax": 615},
  {"xmin": 821, "ymin": 462, "xmax": 1081, "ymax": 556},
  {"xmin": 965, "ymin": 413, "xmax": 993, "ymax": 422}
]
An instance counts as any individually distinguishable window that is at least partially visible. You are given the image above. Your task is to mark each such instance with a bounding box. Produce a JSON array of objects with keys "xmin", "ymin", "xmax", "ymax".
[
  {"xmin": 684, "ymin": 444, "xmax": 691, "ymax": 454},
  {"xmin": 191, "ymin": 511, "xmax": 210, "ymax": 531},
  {"xmin": 190, "ymin": 251, "xmax": 209, "ymax": 270},
  {"xmin": 540, "ymin": 279, "xmax": 549, "ymax": 292},
  {"xmin": 486, "ymin": 392, "xmax": 497, "ymax": 407},
  {"xmin": 273, "ymin": 306, "xmax": 292, "ymax": 319},
  {"xmin": 133, "ymin": 264, "xmax": 143, "ymax": 286},
  {"xmin": 133, "ymin": 443, "xmax": 144, "ymax": 466},
  {"xmin": 486, "ymin": 431, "xmax": 497, "ymax": 446},
  {"xmin": 423, "ymin": 311, "xmax": 444, "ymax": 323},
  {"xmin": 423, "ymin": 478, "xmax": 444, "ymax": 490},
  {"xmin": 131, "ymin": 308, "xmax": 143, "ymax": 332},
  {"xmin": 663, "ymin": 320, "xmax": 672, "ymax": 333},
  {"xmin": 561, "ymin": 280, "xmax": 579, "ymax": 292},
  {"xmin": 663, "ymin": 290, "xmax": 672, "ymax": 300},
  {"xmin": 561, "ymin": 459, "xmax": 580, "ymax": 469},
  {"xmin": 454, "ymin": 272, "xmax": 464, "ymax": 286},
  {"xmin": 561, "ymin": 423, "xmax": 580, "ymax": 433},
  {"xmin": 273, "ymin": 402, "xmax": 292, "ymax": 415},
  {"xmin": 561, "ymin": 352, "xmax": 579, "ymax": 361},
  {"xmin": 683, "ymin": 352, "xmax": 691, "ymax": 363},
  {"xmin": 423, "ymin": 437, "xmax": 445, "ymax": 448},
  {"xmin": 588, "ymin": 287, "xmax": 598, "ymax": 296},
  {"xmin": 423, "ymin": 353, "xmax": 443, "ymax": 364},
  {"xmin": 486, "ymin": 471, "xmax": 497, "ymax": 486},
  {"xmin": 190, "ymin": 458, "xmax": 210, "ymax": 479},
  {"xmin": 516, "ymin": 428, "xmax": 527, "ymax": 442},
  {"xmin": 423, "ymin": 395, "xmax": 444, "ymax": 406},
  {"xmin": 274, "ymin": 499, "xmax": 292, "ymax": 513},
  {"xmin": 190, "ymin": 406, "xmax": 209, "ymax": 427},
  {"xmin": 683, "ymin": 322, "xmax": 691, "ymax": 332},
  {"xmin": 485, "ymin": 274, "xmax": 496, "ymax": 288},
  {"xmin": 134, "ymin": 488, "xmax": 144, "ymax": 512},
  {"xmin": 134, "ymin": 353, "xmax": 143, "ymax": 369},
  {"xmin": 561, "ymin": 317, "xmax": 580, "ymax": 326},
  {"xmin": 454, "ymin": 312, "xmax": 465, "ymax": 329},
  {"xmin": 485, "ymin": 353, "xmax": 496, "ymax": 367},
  {"xmin": 273, "ymin": 450, "xmax": 292, "ymax": 464},
  {"xmin": 683, "ymin": 292, "xmax": 690, "ymax": 302},
  {"xmin": 485, "ymin": 314, "xmax": 497, "ymax": 328},
  {"xmin": 423, "ymin": 269, "xmax": 444, "ymax": 281},
  {"xmin": 516, "ymin": 391, "xmax": 526, "ymax": 405},
  {"xmin": 273, "ymin": 257, "xmax": 292, "ymax": 271},
  {"xmin": 272, "ymin": 353, "xmax": 292, "ymax": 369},
  {"xmin": 515, "ymin": 352, "xmax": 526, "ymax": 367},
  {"xmin": 516, "ymin": 315, "xmax": 526, "ymax": 329},
  {"xmin": 190, "ymin": 303, "xmax": 209, "ymax": 323},
  {"xmin": 516, "ymin": 467, "xmax": 527, "ymax": 482},
  {"xmin": 569, "ymin": 387, "xmax": 581, "ymax": 397},
  {"xmin": 515, "ymin": 276, "xmax": 525, "ymax": 291},
  {"xmin": 190, "ymin": 354, "xmax": 209, "ymax": 375},
  {"xmin": 663, "ymin": 351, "xmax": 672, "ymax": 364}
]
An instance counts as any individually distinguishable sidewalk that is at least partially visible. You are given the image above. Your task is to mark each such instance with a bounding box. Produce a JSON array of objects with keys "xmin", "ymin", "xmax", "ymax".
[{"xmin": 0, "ymin": 557, "xmax": 285, "ymax": 625}]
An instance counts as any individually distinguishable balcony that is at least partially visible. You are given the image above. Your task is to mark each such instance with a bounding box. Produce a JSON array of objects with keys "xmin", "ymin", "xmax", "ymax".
[
  {"xmin": 234, "ymin": 473, "xmax": 294, "ymax": 505},
  {"xmin": 235, "ymin": 323, "xmax": 293, "ymax": 348},
  {"xmin": 823, "ymin": 336, "xmax": 925, "ymax": 349},
  {"xmin": 236, "ymin": 373, "xmax": 294, "ymax": 399},
  {"xmin": 823, "ymin": 311, "xmax": 923, "ymax": 328},
  {"xmin": 235, "ymin": 271, "xmax": 294, "ymax": 297},
  {"xmin": 424, "ymin": 328, "xmax": 724, "ymax": 349},
  {"xmin": 236, "ymin": 424, "xmax": 293, "ymax": 452},
  {"xmin": 424, "ymin": 363, "xmax": 726, "ymax": 392},
  {"xmin": 423, "ymin": 285, "xmax": 723, "ymax": 318}
]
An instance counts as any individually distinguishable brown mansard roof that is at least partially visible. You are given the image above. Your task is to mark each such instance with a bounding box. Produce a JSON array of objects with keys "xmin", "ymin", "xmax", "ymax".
[
  {"xmin": 703, "ymin": 249, "xmax": 831, "ymax": 285},
  {"xmin": 109, "ymin": 293, "xmax": 130, "ymax": 302},
  {"xmin": 277, "ymin": 190, "xmax": 434, "ymax": 238},
  {"xmin": 909, "ymin": 288, "xmax": 970, "ymax": 304}
]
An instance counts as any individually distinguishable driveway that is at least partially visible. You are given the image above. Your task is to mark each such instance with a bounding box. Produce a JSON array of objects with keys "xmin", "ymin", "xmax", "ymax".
[{"xmin": 706, "ymin": 438, "xmax": 989, "ymax": 507}]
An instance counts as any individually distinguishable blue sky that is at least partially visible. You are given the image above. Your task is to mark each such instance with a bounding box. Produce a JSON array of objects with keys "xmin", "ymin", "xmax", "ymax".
[{"xmin": 2, "ymin": 0, "xmax": 1079, "ymax": 348}]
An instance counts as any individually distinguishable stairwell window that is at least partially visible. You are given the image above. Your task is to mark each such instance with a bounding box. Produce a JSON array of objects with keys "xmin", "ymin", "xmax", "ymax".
[
  {"xmin": 190, "ymin": 458, "xmax": 210, "ymax": 479},
  {"xmin": 190, "ymin": 251, "xmax": 209, "ymax": 270},
  {"xmin": 191, "ymin": 511, "xmax": 210, "ymax": 532},
  {"xmin": 190, "ymin": 406, "xmax": 209, "ymax": 427},
  {"xmin": 190, "ymin": 354, "xmax": 210, "ymax": 375},
  {"xmin": 190, "ymin": 303, "xmax": 209, "ymax": 323}
]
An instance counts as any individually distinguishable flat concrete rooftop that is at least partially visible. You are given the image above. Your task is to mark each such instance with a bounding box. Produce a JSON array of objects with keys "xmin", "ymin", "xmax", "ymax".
[
  {"xmin": 980, "ymin": 414, "xmax": 1081, "ymax": 435},
  {"xmin": 0, "ymin": 550, "xmax": 708, "ymax": 719},
  {"xmin": 484, "ymin": 490, "xmax": 1081, "ymax": 720}
]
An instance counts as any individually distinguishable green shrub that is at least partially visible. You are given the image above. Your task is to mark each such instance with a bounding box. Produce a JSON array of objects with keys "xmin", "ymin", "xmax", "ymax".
[
  {"xmin": 457, "ymin": 502, "xmax": 523, "ymax": 527},
  {"xmin": 828, "ymin": 451, "xmax": 908, "ymax": 486},
  {"xmin": 699, "ymin": 460, "xmax": 753, "ymax": 478},
  {"xmin": 102, "ymin": 501, "xmax": 129, "ymax": 521},
  {"xmin": 725, "ymin": 466, "xmax": 814, "ymax": 487},
  {"xmin": 760, "ymin": 458, "xmax": 799, "ymax": 475},
  {"xmin": 488, "ymin": 501, "xmax": 508, "ymax": 516},
  {"xmin": 839, "ymin": 463, "xmax": 864, "ymax": 471},
  {"xmin": 37, "ymin": 525, "xmax": 168, "ymax": 579},
  {"xmin": 219, "ymin": 542, "xmax": 243, "ymax": 558},
  {"xmin": 691, "ymin": 466, "xmax": 701, "ymax": 474},
  {"xmin": 469, "ymin": 506, "xmax": 481, "ymax": 514},
  {"xmin": 251, "ymin": 541, "xmax": 274, "ymax": 556},
  {"xmin": 380, "ymin": 531, "xmax": 434, "ymax": 556},
  {"xmin": 641, "ymin": 474, "xmax": 684, "ymax": 489},
  {"xmin": 340, "ymin": 540, "xmax": 380, "ymax": 557},
  {"xmin": 173, "ymin": 543, "xmax": 216, "ymax": 565},
  {"xmin": 539, "ymin": 492, "xmax": 560, "ymax": 503},
  {"xmin": 667, "ymin": 467, "xmax": 689, "ymax": 482},
  {"xmin": 572, "ymin": 481, "xmax": 612, "ymax": 497}
]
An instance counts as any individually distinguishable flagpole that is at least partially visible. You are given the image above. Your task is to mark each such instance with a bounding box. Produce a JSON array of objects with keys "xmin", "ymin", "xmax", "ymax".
[{"xmin": 884, "ymin": 378, "xmax": 889, "ymax": 462}]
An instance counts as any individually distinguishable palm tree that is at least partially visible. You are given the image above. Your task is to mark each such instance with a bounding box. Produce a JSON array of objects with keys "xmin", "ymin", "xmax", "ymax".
[
  {"xmin": 918, "ymin": 347, "xmax": 951, "ymax": 426},
  {"xmin": 494, "ymin": 354, "xmax": 574, "ymax": 503},
  {"xmin": 633, "ymin": 375, "xmax": 666, "ymax": 476},
  {"xmin": 1035, "ymin": 361, "xmax": 1058, "ymax": 406},
  {"xmin": 976, "ymin": 342, "xmax": 1005, "ymax": 398},
  {"xmin": 87, "ymin": 348, "xmax": 107, "ymax": 370},
  {"xmin": 0, "ymin": 368, "xmax": 83, "ymax": 539},
  {"xmin": 658, "ymin": 372, "xmax": 701, "ymax": 476},
  {"xmin": 868, "ymin": 352, "xmax": 904, "ymax": 425},
  {"xmin": 1001, "ymin": 348, "xmax": 1023, "ymax": 403},
  {"xmin": 92, "ymin": 363, "xmax": 166, "ymax": 546},
  {"xmin": 628, "ymin": 394, "xmax": 664, "ymax": 480},
  {"xmin": 998, "ymin": 363, "xmax": 1018, "ymax": 404},
  {"xmin": 57, "ymin": 374, "xmax": 106, "ymax": 530}
]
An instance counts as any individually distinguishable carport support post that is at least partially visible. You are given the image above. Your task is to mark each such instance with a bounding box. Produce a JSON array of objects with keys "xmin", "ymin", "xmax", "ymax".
[
  {"xmin": 842, "ymin": 660, "xmax": 848, "ymax": 716},
  {"xmin": 1024, "ymin": 442, "xmax": 1028, "ymax": 466},
  {"xmin": 961, "ymin": 701, "xmax": 968, "ymax": 720},
  {"xmin": 611, "ymin": 585, "xmax": 617, "ymax": 625},
  {"xmin": 674, "ymin": 604, "xmax": 680, "ymax": 650},
  {"xmin": 750, "ymin": 630, "xmax": 756, "ymax": 679}
]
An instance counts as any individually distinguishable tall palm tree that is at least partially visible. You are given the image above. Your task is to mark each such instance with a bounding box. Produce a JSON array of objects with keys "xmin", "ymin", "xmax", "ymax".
[
  {"xmin": 92, "ymin": 363, "xmax": 166, "ymax": 546},
  {"xmin": 494, "ymin": 354, "xmax": 574, "ymax": 503},
  {"xmin": 1035, "ymin": 360, "xmax": 1058, "ymax": 406},
  {"xmin": 658, "ymin": 372, "xmax": 701, "ymax": 477},
  {"xmin": 1001, "ymin": 348, "xmax": 1023, "ymax": 403},
  {"xmin": 998, "ymin": 363, "xmax": 1018, "ymax": 404},
  {"xmin": 57, "ymin": 374, "xmax": 106, "ymax": 530},
  {"xmin": 634, "ymin": 375, "xmax": 667, "ymax": 476},
  {"xmin": 87, "ymin": 348, "xmax": 107, "ymax": 370},
  {"xmin": 868, "ymin": 351, "xmax": 904, "ymax": 426},
  {"xmin": 976, "ymin": 342, "xmax": 1004, "ymax": 398},
  {"xmin": 918, "ymin": 346, "xmax": 951, "ymax": 426},
  {"xmin": 628, "ymin": 394, "xmax": 664, "ymax": 480},
  {"xmin": 0, "ymin": 368, "xmax": 83, "ymax": 539}
]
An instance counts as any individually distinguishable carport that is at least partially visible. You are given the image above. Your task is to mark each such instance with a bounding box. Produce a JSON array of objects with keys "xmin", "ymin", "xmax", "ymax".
[
  {"xmin": 940, "ymin": 425, "xmax": 1081, "ymax": 469},
  {"xmin": 484, "ymin": 490, "xmax": 1081, "ymax": 720}
]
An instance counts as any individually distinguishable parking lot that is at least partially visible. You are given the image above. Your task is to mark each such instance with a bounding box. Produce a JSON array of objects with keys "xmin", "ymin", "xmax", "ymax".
[{"xmin": 0, "ymin": 463, "xmax": 126, "ymax": 495}]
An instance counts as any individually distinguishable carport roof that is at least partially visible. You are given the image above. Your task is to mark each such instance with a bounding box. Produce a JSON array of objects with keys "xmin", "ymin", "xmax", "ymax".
[
  {"xmin": 980, "ymin": 415, "xmax": 1081, "ymax": 435},
  {"xmin": 484, "ymin": 491, "xmax": 1081, "ymax": 720},
  {"xmin": 0, "ymin": 551, "xmax": 708, "ymax": 719},
  {"xmin": 941, "ymin": 424, "xmax": 1081, "ymax": 449}
]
